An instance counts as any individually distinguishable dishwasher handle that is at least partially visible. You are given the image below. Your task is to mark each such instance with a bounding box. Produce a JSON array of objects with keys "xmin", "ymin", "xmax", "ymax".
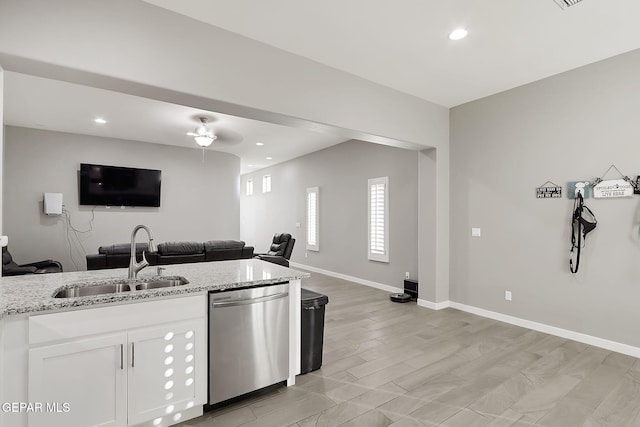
[{"xmin": 211, "ymin": 292, "xmax": 288, "ymax": 308}]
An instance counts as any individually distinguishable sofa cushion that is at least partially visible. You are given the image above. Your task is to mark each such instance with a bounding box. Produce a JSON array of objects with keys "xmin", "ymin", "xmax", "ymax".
[
  {"xmin": 156, "ymin": 253, "xmax": 205, "ymax": 264},
  {"xmin": 268, "ymin": 233, "xmax": 292, "ymax": 256},
  {"xmin": 99, "ymin": 243, "xmax": 148, "ymax": 255},
  {"xmin": 204, "ymin": 240, "xmax": 245, "ymax": 250},
  {"xmin": 268, "ymin": 242, "xmax": 287, "ymax": 256},
  {"xmin": 274, "ymin": 233, "xmax": 292, "ymax": 244},
  {"xmin": 157, "ymin": 242, "xmax": 204, "ymax": 256},
  {"xmin": 241, "ymin": 246, "xmax": 255, "ymax": 258}
]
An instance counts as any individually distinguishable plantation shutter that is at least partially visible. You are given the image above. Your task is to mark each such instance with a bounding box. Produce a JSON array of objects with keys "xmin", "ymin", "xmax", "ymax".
[
  {"xmin": 306, "ymin": 187, "xmax": 319, "ymax": 251},
  {"xmin": 368, "ymin": 177, "xmax": 389, "ymax": 262}
]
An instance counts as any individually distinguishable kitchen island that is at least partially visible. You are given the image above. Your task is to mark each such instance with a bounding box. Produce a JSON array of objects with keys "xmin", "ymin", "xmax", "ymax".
[{"xmin": 0, "ymin": 259, "xmax": 309, "ymax": 427}]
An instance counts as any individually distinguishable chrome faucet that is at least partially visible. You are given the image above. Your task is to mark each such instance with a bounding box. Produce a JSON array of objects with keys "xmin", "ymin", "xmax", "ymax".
[{"xmin": 128, "ymin": 225, "xmax": 157, "ymax": 279}]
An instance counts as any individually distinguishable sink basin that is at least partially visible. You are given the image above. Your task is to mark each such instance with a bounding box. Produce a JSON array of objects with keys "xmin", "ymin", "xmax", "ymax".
[
  {"xmin": 53, "ymin": 276, "xmax": 189, "ymax": 298},
  {"xmin": 54, "ymin": 283, "xmax": 131, "ymax": 298},
  {"xmin": 135, "ymin": 277, "xmax": 189, "ymax": 290}
]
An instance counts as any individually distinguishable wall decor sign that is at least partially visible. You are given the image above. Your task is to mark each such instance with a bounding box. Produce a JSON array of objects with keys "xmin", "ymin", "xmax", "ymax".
[
  {"xmin": 536, "ymin": 181, "xmax": 562, "ymax": 198},
  {"xmin": 592, "ymin": 165, "xmax": 636, "ymax": 198},
  {"xmin": 593, "ymin": 179, "xmax": 633, "ymax": 198},
  {"xmin": 568, "ymin": 181, "xmax": 590, "ymax": 199},
  {"xmin": 635, "ymin": 176, "xmax": 640, "ymax": 195}
]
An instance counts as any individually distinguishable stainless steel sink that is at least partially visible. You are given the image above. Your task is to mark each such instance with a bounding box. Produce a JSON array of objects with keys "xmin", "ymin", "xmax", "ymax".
[
  {"xmin": 135, "ymin": 277, "xmax": 189, "ymax": 290},
  {"xmin": 53, "ymin": 283, "xmax": 132, "ymax": 298},
  {"xmin": 53, "ymin": 276, "xmax": 189, "ymax": 298}
]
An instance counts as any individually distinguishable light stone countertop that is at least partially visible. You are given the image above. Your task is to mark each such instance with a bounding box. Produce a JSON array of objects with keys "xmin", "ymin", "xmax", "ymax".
[{"xmin": 0, "ymin": 259, "xmax": 310, "ymax": 318}]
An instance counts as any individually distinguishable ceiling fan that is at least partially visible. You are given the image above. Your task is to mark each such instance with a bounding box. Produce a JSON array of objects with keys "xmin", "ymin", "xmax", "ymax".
[
  {"xmin": 187, "ymin": 117, "xmax": 217, "ymax": 147},
  {"xmin": 553, "ymin": 0, "xmax": 583, "ymax": 9}
]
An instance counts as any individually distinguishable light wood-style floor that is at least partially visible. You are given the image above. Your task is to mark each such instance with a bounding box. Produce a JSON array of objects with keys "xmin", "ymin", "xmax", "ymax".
[{"xmin": 179, "ymin": 271, "xmax": 640, "ymax": 427}]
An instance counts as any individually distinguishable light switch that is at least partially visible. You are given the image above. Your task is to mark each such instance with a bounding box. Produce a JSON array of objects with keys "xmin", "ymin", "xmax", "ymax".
[
  {"xmin": 471, "ymin": 228, "xmax": 481, "ymax": 237},
  {"xmin": 295, "ymin": 222, "xmax": 301, "ymax": 228}
]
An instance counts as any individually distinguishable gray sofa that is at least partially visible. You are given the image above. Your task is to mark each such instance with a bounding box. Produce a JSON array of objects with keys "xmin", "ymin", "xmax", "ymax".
[{"xmin": 86, "ymin": 240, "xmax": 254, "ymax": 270}]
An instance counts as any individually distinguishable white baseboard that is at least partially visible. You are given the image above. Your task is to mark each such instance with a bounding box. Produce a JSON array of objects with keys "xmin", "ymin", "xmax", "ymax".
[
  {"xmin": 449, "ymin": 301, "xmax": 640, "ymax": 359},
  {"xmin": 417, "ymin": 299, "xmax": 451, "ymax": 310},
  {"xmin": 291, "ymin": 263, "xmax": 640, "ymax": 358},
  {"xmin": 289, "ymin": 262, "xmax": 402, "ymax": 294},
  {"xmin": 291, "ymin": 262, "xmax": 640, "ymax": 358}
]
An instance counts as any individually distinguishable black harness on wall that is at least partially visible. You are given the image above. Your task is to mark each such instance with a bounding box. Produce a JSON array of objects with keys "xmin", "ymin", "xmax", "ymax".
[{"xmin": 569, "ymin": 192, "xmax": 597, "ymax": 274}]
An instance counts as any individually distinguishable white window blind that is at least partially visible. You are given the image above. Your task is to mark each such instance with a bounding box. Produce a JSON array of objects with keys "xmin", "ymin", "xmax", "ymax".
[
  {"xmin": 262, "ymin": 175, "xmax": 271, "ymax": 193},
  {"xmin": 306, "ymin": 187, "xmax": 319, "ymax": 251},
  {"xmin": 246, "ymin": 179, "xmax": 253, "ymax": 196},
  {"xmin": 368, "ymin": 177, "xmax": 389, "ymax": 262}
]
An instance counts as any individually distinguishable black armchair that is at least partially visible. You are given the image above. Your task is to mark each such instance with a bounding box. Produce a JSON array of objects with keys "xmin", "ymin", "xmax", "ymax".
[
  {"xmin": 2, "ymin": 246, "xmax": 63, "ymax": 276},
  {"xmin": 256, "ymin": 233, "xmax": 296, "ymax": 267}
]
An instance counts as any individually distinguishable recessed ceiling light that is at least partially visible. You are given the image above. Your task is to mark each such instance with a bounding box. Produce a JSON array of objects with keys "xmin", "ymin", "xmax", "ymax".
[
  {"xmin": 256, "ymin": 142, "xmax": 265, "ymax": 146},
  {"xmin": 94, "ymin": 118, "xmax": 107, "ymax": 124},
  {"xmin": 449, "ymin": 28, "xmax": 468, "ymax": 41},
  {"xmin": 266, "ymin": 157, "xmax": 273, "ymax": 160}
]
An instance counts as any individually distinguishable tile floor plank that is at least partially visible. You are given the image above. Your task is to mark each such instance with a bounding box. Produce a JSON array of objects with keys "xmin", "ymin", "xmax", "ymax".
[{"xmin": 177, "ymin": 270, "xmax": 640, "ymax": 427}]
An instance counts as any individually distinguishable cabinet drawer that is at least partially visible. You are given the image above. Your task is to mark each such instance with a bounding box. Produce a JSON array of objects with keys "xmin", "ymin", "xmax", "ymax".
[{"xmin": 29, "ymin": 295, "xmax": 206, "ymax": 345}]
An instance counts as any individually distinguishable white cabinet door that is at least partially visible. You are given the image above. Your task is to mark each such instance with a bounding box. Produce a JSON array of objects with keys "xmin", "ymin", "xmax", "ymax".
[
  {"xmin": 28, "ymin": 333, "xmax": 127, "ymax": 427},
  {"xmin": 127, "ymin": 319, "xmax": 206, "ymax": 426}
]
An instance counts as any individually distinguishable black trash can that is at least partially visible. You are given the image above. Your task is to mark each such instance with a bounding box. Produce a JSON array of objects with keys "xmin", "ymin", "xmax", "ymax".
[{"xmin": 300, "ymin": 288, "xmax": 329, "ymax": 374}]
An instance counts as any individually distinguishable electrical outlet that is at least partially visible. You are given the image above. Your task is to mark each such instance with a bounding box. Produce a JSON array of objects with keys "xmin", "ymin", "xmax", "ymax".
[
  {"xmin": 505, "ymin": 291, "xmax": 512, "ymax": 301},
  {"xmin": 472, "ymin": 228, "xmax": 481, "ymax": 237},
  {"xmin": 0, "ymin": 236, "xmax": 8, "ymax": 247},
  {"xmin": 405, "ymin": 272, "xmax": 410, "ymax": 279},
  {"xmin": 305, "ymin": 252, "xmax": 308, "ymax": 258}
]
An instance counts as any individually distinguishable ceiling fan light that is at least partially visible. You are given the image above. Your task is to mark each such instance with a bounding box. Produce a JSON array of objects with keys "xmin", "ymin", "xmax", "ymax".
[
  {"xmin": 449, "ymin": 28, "xmax": 468, "ymax": 40},
  {"xmin": 194, "ymin": 135, "xmax": 214, "ymax": 147},
  {"xmin": 195, "ymin": 124, "xmax": 209, "ymax": 136}
]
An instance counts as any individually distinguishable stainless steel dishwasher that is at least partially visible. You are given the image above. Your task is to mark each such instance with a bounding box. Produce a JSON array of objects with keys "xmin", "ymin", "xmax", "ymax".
[{"xmin": 208, "ymin": 283, "xmax": 290, "ymax": 404}]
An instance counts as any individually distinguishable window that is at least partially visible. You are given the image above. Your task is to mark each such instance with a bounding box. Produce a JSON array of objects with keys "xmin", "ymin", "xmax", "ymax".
[
  {"xmin": 246, "ymin": 179, "xmax": 253, "ymax": 196},
  {"xmin": 306, "ymin": 187, "xmax": 319, "ymax": 251},
  {"xmin": 368, "ymin": 176, "xmax": 389, "ymax": 262},
  {"xmin": 262, "ymin": 175, "xmax": 271, "ymax": 193}
]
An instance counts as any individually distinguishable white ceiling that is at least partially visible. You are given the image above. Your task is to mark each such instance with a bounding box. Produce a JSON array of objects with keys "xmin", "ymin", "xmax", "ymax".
[
  {"xmin": 143, "ymin": 0, "xmax": 640, "ymax": 107},
  {"xmin": 5, "ymin": 1, "xmax": 640, "ymax": 172},
  {"xmin": 3, "ymin": 72, "xmax": 347, "ymax": 174}
]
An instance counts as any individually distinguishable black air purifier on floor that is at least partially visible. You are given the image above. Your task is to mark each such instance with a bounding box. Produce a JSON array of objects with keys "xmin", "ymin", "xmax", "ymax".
[{"xmin": 404, "ymin": 279, "xmax": 418, "ymax": 300}]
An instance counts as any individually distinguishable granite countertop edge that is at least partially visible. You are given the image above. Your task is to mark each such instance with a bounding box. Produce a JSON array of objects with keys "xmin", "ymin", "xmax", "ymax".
[{"xmin": 0, "ymin": 259, "xmax": 310, "ymax": 318}]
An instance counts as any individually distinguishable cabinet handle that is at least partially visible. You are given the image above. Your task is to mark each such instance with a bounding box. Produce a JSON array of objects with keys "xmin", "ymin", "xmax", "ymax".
[
  {"xmin": 131, "ymin": 342, "xmax": 135, "ymax": 368},
  {"xmin": 120, "ymin": 344, "xmax": 123, "ymax": 370}
]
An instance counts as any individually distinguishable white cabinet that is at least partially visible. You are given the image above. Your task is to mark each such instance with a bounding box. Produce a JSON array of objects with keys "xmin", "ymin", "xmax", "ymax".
[
  {"xmin": 29, "ymin": 333, "xmax": 127, "ymax": 427},
  {"xmin": 127, "ymin": 320, "xmax": 204, "ymax": 426},
  {"xmin": 27, "ymin": 296, "xmax": 207, "ymax": 427}
]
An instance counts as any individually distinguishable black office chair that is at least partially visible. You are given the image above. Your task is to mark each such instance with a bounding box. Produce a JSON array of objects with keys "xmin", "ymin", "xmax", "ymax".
[
  {"xmin": 2, "ymin": 246, "xmax": 63, "ymax": 276},
  {"xmin": 256, "ymin": 233, "xmax": 296, "ymax": 267}
]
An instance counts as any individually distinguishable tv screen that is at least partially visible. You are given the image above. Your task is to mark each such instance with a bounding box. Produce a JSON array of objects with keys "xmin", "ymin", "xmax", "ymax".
[{"xmin": 79, "ymin": 163, "xmax": 161, "ymax": 207}]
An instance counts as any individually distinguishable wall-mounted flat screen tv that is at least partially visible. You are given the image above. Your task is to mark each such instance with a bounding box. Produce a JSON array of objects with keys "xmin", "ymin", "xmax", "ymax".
[{"xmin": 79, "ymin": 163, "xmax": 162, "ymax": 207}]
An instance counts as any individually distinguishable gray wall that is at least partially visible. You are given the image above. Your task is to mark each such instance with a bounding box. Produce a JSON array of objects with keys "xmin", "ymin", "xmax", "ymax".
[
  {"xmin": 3, "ymin": 126, "xmax": 240, "ymax": 271},
  {"xmin": 0, "ymin": 68, "xmax": 4, "ymax": 240},
  {"xmin": 0, "ymin": 0, "xmax": 450, "ymax": 302},
  {"xmin": 450, "ymin": 48, "xmax": 640, "ymax": 347},
  {"xmin": 241, "ymin": 140, "xmax": 418, "ymax": 289}
]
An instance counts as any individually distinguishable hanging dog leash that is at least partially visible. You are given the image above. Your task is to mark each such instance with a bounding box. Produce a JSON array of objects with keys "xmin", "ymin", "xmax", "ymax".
[{"xmin": 569, "ymin": 192, "xmax": 597, "ymax": 273}]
